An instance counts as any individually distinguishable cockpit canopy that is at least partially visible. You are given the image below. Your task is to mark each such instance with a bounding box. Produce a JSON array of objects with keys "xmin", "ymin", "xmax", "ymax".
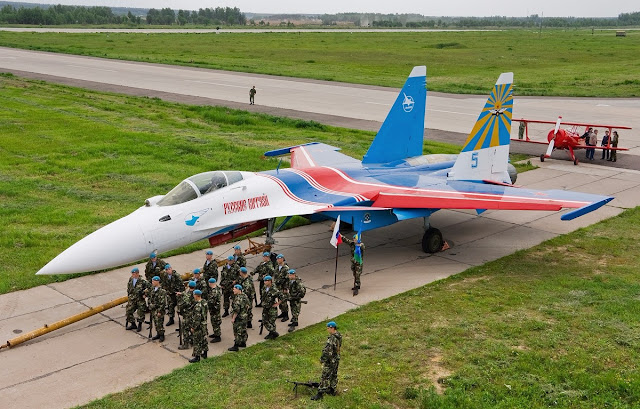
[{"xmin": 156, "ymin": 171, "xmax": 244, "ymax": 206}]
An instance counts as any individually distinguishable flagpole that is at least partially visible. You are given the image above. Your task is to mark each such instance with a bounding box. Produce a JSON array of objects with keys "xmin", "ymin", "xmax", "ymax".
[{"xmin": 334, "ymin": 244, "xmax": 338, "ymax": 291}]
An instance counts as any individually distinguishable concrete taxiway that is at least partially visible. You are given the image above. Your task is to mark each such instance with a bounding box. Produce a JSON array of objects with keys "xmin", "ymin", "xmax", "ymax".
[{"xmin": 1, "ymin": 159, "xmax": 639, "ymax": 409}]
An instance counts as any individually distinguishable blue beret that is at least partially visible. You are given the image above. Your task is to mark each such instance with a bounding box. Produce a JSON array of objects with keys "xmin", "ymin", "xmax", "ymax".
[
  {"xmin": 264, "ymin": 275, "xmax": 272, "ymax": 281},
  {"xmin": 262, "ymin": 252, "xmax": 270, "ymax": 257},
  {"xmin": 193, "ymin": 268, "xmax": 201, "ymax": 274},
  {"xmin": 327, "ymin": 321, "xmax": 337, "ymax": 328},
  {"xmin": 193, "ymin": 289, "xmax": 202, "ymax": 295},
  {"xmin": 276, "ymin": 254, "xmax": 284, "ymax": 259},
  {"xmin": 131, "ymin": 267, "xmax": 139, "ymax": 273},
  {"xmin": 234, "ymin": 245, "xmax": 241, "ymax": 250},
  {"xmin": 188, "ymin": 281, "xmax": 196, "ymax": 288},
  {"xmin": 234, "ymin": 284, "xmax": 243, "ymax": 290},
  {"xmin": 206, "ymin": 250, "xmax": 213, "ymax": 255},
  {"xmin": 227, "ymin": 255, "xmax": 234, "ymax": 261},
  {"xmin": 288, "ymin": 269, "xmax": 296, "ymax": 275},
  {"xmin": 164, "ymin": 264, "xmax": 171, "ymax": 270},
  {"xmin": 152, "ymin": 276, "xmax": 160, "ymax": 281},
  {"xmin": 240, "ymin": 267, "xmax": 248, "ymax": 273},
  {"xmin": 150, "ymin": 252, "xmax": 157, "ymax": 258},
  {"xmin": 208, "ymin": 278, "xmax": 217, "ymax": 283}
]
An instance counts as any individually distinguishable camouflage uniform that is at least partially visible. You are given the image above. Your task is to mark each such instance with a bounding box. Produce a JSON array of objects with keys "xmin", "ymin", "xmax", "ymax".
[
  {"xmin": 193, "ymin": 276, "xmax": 207, "ymax": 293},
  {"xmin": 161, "ymin": 270, "xmax": 183, "ymax": 320},
  {"xmin": 318, "ymin": 331, "xmax": 343, "ymax": 394},
  {"xmin": 275, "ymin": 263, "xmax": 290, "ymax": 316},
  {"xmin": 220, "ymin": 263, "xmax": 240, "ymax": 312},
  {"xmin": 178, "ymin": 290, "xmax": 195, "ymax": 347},
  {"xmin": 253, "ymin": 260, "xmax": 274, "ymax": 304},
  {"xmin": 206, "ymin": 285, "xmax": 222, "ymax": 337},
  {"xmin": 148, "ymin": 286, "xmax": 167, "ymax": 337},
  {"xmin": 202, "ymin": 259, "xmax": 219, "ymax": 282},
  {"xmin": 261, "ymin": 285, "xmax": 282, "ymax": 334},
  {"xmin": 126, "ymin": 276, "xmax": 149, "ymax": 325},
  {"xmin": 238, "ymin": 274, "xmax": 255, "ymax": 325},
  {"xmin": 234, "ymin": 253, "xmax": 246, "ymax": 269},
  {"xmin": 611, "ymin": 132, "xmax": 619, "ymax": 161},
  {"xmin": 342, "ymin": 236, "xmax": 365, "ymax": 289},
  {"xmin": 288, "ymin": 277, "xmax": 306, "ymax": 326},
  {"xmin": 144, "ymin": 258, "xmax": 166, "ymax": 282},
  {"xmin": 231, "ymin": 291, "xmax": 251, "ymax": 345},
  {"xmin": 191, "ymin": 298, "xmax": 209, "ymax": 358}
]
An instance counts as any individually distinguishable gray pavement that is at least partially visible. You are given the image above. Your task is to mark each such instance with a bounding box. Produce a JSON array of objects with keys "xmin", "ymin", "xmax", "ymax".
[{"xmin": 1, "ymin": 159, "xmax": 638, "ymax": 409}]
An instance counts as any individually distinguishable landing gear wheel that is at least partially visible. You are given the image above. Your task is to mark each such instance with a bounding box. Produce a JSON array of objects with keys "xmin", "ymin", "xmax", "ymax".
[
  {"xmin": 573, "ymin": 158, "xmax": 578, "ymax": 165},
  {"xmin": 540, "ymin": 154, "xmax": 545, "ymax": 162},
  {"xmin": 422, "ymin": 227, "xmax": 443, "ymax": 253}
]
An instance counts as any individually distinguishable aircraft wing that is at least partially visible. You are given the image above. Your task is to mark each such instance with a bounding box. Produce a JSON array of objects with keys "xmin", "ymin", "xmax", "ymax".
[{"xmin": 265, "ymin": 143, "xmax": 362, "ymax": 169}]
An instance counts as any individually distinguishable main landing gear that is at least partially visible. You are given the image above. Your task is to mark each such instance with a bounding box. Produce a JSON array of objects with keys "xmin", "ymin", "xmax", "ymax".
[{"xmin": 421, "ymin": 216, "xmax": 447, "ymax": 253}]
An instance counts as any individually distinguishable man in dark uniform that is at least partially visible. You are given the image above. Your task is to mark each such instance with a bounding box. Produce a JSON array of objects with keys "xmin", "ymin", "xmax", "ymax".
[
  {"xmin": 202, "ymin": 250, "xmax": 218, "ymax": 282},
  {"xmin": 192, "ymin": 268, "xmax": 207, "ymax": 293},
  {"xmin": 238, "ymin": 267, "xmax": 255, "ymax": 328},
  {"xmin": 261, "ymin": 275, "xmax": 283, "ymax": 340},
  {"xmin": 287, "ymin": 269, "xmax": 306, "ymax": 332},
  {"xmin": 206, "ymin": 278, "xmax": 222, "ymax": 343},
  {"xmin": 252, "ymin": 251, "xmax": 274, "ymax": 307},
  {"xmin": 249, "ymin": 85, "xmax": 256, "ymax": 105},
  {"xmin": 147, "ymin": 276, "xmax": 167, "ymax": 342},
  {"xmin": 220, "ymin": 255, "xmax": 239, "ymax": 317},
  {"xmin": 311, "ymin": 321, "xmax": 343, "ymax": 400},
  {"xmin": 144, "ymin": 252, "xmax": 166, "ymax": 282},
  {"xmin": 228, "ymin": 284, "xmax": 250, "ymax": 352},
  {"xmin": 233, "ymin": 244, "xmax": 246, "ymax": 268},
  {"xmin": 126, "ymin": 267, "xmax": 148, "ymax": 332},
  {"xmin": 189, "ymin": 289, "xmax": 208, "ymax": 362},
  {"xmin": 341, "ymin": 233, "xmax": 365, "ymax": 296},
  {"xmin": 177, "ymin": 280, "xmax": 196, "ymax": 350},
  {"xmin": 274, "ymin": 254, "xmax": 290, "ymax": 321},
  {"xmin": 161, "ymin": 263, "xmax": 182, "ymax": 326}
]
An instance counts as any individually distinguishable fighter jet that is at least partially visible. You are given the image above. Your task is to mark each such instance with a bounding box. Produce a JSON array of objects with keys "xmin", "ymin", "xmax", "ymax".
[{"xmin": 37, "ymin": 66, "xmax": 613, "ymax": 276}]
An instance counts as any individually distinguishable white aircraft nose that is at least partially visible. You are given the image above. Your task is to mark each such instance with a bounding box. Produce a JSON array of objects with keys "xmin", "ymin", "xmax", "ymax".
[{"xmin": 36, "ymin": 210, "xmax": 149, "ymax": 275}]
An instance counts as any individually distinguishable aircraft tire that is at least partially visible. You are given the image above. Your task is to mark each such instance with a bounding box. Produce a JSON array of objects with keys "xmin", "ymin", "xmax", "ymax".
[
  {"xmin": 573, "ymin": 158, "xmax": 578, "ymax": 165},
  {"xmin": 540, "ymin": 154, "xmax": 545, "ymax": 162},
  {"xmin": 422, "ymin": 228, "xmax": 443, "ymax": 253}
]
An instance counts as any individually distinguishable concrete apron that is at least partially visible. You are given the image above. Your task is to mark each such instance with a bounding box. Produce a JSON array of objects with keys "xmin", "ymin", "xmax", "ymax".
[{"xmin": 0, "ymin": 160, "xmax": 638, "ymax": 409}]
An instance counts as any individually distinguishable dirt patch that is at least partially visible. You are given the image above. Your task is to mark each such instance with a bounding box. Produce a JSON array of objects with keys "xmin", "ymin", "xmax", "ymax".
[{"xmin": 422, "ymin": 351, "xmax": 452, "ymax": 395}]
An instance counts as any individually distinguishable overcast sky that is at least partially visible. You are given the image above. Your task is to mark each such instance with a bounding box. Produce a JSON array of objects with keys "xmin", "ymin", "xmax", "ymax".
[{"xmin": 14, "ymin": 0, "xmax": 637, "ymax": 17}]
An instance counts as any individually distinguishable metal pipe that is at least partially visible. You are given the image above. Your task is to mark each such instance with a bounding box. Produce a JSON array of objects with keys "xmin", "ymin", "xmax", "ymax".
[{"xmin": 1, "ymin": 295, "xmax": 128, "ymax": 351}]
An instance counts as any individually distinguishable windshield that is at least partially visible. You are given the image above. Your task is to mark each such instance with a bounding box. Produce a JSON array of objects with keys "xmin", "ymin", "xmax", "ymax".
[{"xmin": 156, "ymin": 171, "xmax": 245, "ymax": 206}]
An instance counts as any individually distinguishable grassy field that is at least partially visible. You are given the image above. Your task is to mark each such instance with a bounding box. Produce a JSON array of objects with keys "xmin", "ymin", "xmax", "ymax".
[
  {"xmin": 81, "ymin": 207, "xmax": 640, "ymax": 409},
  {"xmin": 0, "ymin": 29, "xmax": 639, "ymax": 96},
  {"xmin": 0, "ymin": 74, "xmax": 465, "ymax": 294}
]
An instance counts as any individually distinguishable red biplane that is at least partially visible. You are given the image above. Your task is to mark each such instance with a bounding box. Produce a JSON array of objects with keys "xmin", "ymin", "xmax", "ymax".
[{"xmin": 512, "ymin": 117, "xmax": 631, "ymax": 165}]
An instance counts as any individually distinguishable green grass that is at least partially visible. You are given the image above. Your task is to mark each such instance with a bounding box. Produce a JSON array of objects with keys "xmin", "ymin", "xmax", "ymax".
[
  {"xmin": 81, "ymin": 207, "xmax": 640, "ymax": 409},
  {"xmin": 1, "ymin": 29, "xmax": 639, "ymax": 96},
  {"xmin": 0, "ymin": 74, "xmax": 461, "ymax": 294}
]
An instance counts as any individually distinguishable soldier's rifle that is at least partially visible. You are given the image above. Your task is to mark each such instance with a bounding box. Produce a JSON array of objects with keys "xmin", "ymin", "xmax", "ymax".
[{"xmin": 286, "ymin": 380, "xmax": 320, "ymax": 398}]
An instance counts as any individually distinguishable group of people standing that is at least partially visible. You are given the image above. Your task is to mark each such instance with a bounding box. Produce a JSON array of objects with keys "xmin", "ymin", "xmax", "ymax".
[{"xmin": 581, "ymin": 127, "xmax": 620, "ymax": 162}]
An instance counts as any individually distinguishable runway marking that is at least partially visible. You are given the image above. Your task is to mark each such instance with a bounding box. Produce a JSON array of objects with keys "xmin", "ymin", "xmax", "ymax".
[
  {"xmin": 365, "ymin": 101, "xmax": 389, "ymax": 106},
  {"xmin": 66, "ymin": 64, "xmax": 117, "ymax": 73},
  {"xmin": 184, "ymin": 80, "xmax": 246, "ymax": 89},
  {"xmin": 428, "ymin": 108, "xmax": 476, "ymax": 116}
]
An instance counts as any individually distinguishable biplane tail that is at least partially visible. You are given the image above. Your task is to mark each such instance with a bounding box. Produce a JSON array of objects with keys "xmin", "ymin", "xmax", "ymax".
[
  {"xmin": 449, "ymin": 72, "xmax": 514, "ymax": 183},
  {"xmin": 362, "ymin": 66, "xmax": 426, "ymax": 165}
]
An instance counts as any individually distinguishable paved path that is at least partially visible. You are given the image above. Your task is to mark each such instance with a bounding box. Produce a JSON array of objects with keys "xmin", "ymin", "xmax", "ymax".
[{"xmin": 1, "ymin": 160, "xmax": 638, "ymax": 409}]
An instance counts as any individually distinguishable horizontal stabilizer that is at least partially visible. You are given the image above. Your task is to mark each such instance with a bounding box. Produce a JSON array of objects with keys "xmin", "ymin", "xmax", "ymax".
[{"xmin": 560, "ymin": 198, "xmax": 613, "ymax": 221}]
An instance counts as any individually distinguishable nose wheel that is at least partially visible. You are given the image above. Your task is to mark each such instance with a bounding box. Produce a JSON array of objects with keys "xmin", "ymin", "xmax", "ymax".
[{"xmin": 422, "ymin": 227, "xmax": 443, "ymax": 253}]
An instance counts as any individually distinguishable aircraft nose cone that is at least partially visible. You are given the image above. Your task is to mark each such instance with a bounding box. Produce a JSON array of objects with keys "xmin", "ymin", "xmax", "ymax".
[{"xmin": 36, "ymin": 211, "xmax": 149, "ymax": 275}]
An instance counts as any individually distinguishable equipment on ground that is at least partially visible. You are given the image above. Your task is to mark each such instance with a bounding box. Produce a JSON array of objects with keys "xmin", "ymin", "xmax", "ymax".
[{"xmin": 287, "ymin": 380, "xmax": 320, "ymax": 398}]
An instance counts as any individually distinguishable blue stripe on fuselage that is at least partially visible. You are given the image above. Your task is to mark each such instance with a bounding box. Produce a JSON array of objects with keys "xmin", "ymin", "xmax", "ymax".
[{"xmin": 263, "ymin": 169, "xmax": 359, "ymax": 205}]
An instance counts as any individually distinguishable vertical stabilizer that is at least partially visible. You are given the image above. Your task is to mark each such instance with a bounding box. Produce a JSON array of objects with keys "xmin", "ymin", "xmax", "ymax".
[
  {"xmin": 448, "ymin": 73, "xmax": 514, "ymax": 183},
  {"xmin": 362, "ymin": 66, "xmax": 427, "ymax": 164}
]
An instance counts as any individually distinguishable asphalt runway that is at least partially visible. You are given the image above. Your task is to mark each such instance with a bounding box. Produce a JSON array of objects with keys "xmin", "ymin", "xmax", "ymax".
[{"xmin": 1, "ymin": 46, "xmax": 639, "ymax": 408}]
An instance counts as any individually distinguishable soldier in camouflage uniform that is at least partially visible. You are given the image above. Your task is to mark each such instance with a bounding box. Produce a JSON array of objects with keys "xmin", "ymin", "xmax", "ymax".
[
  {"xmin": 233, "ymin": 244, "xmax": 246, "ymax": 268},
  {"xmin": 192, "ymin": 268, "xmax": 207, "ymax": 293},
  {"xmin": 341, "ymin": 234, "xmax": 365, "ymax": 295},
  {"xmin": 287, "ymin": 269, "xmax": 306, "ymax": 332},
  {"xmin": 220, "ymin": 255, "xmax": 239, "ymax": 317},
  {"xmin": 274, "ymin": 254, "xmax": 290, "ymax": 321},
  {"xmin": 148, "ymin": 276, "xmax": 167, "ymax": 342},
  {"xmin": 177, "ymin": 280, "xmax": 196, "ymax": 350},
  {"xmin": 261, "ymin": 275, "xmax": 283, "ymax": 340},
  {"xmin": 311, "ymin": 321, "xmax": 343, "ymax": 400},
  {"xmin": 202, "ymin": 250, "xmax": 219, "ymax": 282},
  {"xmin": 252, "ymin": 252, "xmax": 274, "ymax": 307},
  {"xmin": 238, "ymin": 267, "xmax": 255, "ymax": 328},
  {"xmin": 161, "ymin": 263, "xmax": 182, "ymax": 327},
  {"xmin": 125, "ymin": 267, "xmax": 149, "ymax": 332},
  {"xmin": 228, "ymin": 284, "xmax": 251, "ymax": 351},
  {"xmin": 206, "ymin": 278, "xmax": 222, "ymax": 343},
  {"xmin": 189, "ymin": 289, "xmax": 209, "ymax": 362},
  {"xmin": 144, "ymin": 252, "xmax": 166, "ymax": 282}
]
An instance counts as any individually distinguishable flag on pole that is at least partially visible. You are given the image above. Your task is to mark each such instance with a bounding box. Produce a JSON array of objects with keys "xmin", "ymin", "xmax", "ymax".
[
  {"xmin": 330, "ymin": 215, "xmax": 342, "ymax": 248},
  {"xmin": 354, "ymin": 228, "xmax": 363, "ymax": 264}
]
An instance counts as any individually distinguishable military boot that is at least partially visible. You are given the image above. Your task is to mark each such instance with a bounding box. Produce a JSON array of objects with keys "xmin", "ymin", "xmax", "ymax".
[
  {"xmin": 353, "ymin": 288, "xmax": 359, "ymax": 296},
  {"xmin": 280, "ymin": 314, "xmax": 289, "ymax": 322},
  {"xmin": 247, "ymin": 321, "xmax": 252, "ymax": 329},
  {"xmin": 269, "ymin": 331, "xmax": 279, "ymax": 339},
  {"xmin": 158, "ymin": 334, "xmax": 165, "ymax": 342},
  {"xmin": 166, "ymin": 317, "xmax": 174, "ymax": 326},
  {"xmin": 210, "ymin": 336, "xmax": 221, "ymax": 343},
  {"xmin": 288, "ymin": 326, "xmax": 296, "ymax": 333},
  {"xmin": 311, "ymin": 392, "xmax": 324, "ymax": 401},
  {"xmin": 125, "ymin": 321, "xmax": 136, "ymax": 330},
  {"xmin": 188, "ymin": 355, "xmax": 200, "ymax": 363},
  {"xmin": 228, "ymin": 343, "xmax": 239, "ymax": 352},
  {"xmin": 136, "ymin": 321, "xmax": 143, "ymax": 332},
  {"xmin": 221, "ymin": 309, "xmax": 229, "ymax": 318},
  {"xmin": 202, "ymin": 351, "xmax": 207, "ymax": 359},
  {"xmin": 152, "ymin": 334, "xmax": 161, "ymax": 340},
  {"xmin": 277, "ymin": 311, "xmax": 284, "ymax": 318}
]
